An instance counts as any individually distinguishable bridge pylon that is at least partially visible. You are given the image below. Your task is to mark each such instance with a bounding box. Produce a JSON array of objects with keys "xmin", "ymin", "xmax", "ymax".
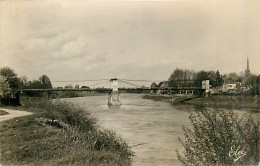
[{"xmin": 108, "ymin": 78, "xmax": 121, "ymax": 106}]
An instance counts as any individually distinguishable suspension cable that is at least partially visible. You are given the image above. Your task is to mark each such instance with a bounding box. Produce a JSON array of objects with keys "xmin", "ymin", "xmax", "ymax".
[
  {"xmin": 118, "ymin": 81, "xmax": 139, "ymax": 88},
  {"xmin": 89, "ymin": 80, "xmax": 110, "ymax": 87},
  {"xmin": 52, "ymin": 79, "xmax": 110, "ymax": 83},
  {"xmin": 118, "ymin": 80, "xmax": 143, "ymax": 88},
  {"xmin": 120, "ymin": 79, "xmax": 165, "ymax": 82}
]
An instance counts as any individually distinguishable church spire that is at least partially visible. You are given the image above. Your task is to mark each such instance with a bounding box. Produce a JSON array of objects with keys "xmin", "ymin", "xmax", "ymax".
[
  {"xmin": 245, "ymin": 56, "xmax": 250, "ymax": 76},
  {"xmin": 247, "ymin": 57, "xmax": 250, "ymax": 71}
]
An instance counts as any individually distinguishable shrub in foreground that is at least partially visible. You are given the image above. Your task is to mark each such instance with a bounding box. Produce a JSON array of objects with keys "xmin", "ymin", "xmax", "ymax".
[{"xmin": 176, "ymin": 108, "xmax": 260, "ymax": 166}]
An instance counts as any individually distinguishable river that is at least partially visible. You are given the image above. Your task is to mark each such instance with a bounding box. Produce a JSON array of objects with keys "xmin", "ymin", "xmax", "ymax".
[{"xmin": 62, "ymin": 93, "xmax": 259, "ymax": 166}]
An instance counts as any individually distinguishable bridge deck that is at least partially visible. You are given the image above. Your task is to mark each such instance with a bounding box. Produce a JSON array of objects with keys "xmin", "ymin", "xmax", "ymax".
[
  {"xmin": 120, "ymin": 87, "xmax": 205, "ymax": 91},
  {"xmin": 21, "ymin": 87, "xmax": 205, "ymax": 93}
]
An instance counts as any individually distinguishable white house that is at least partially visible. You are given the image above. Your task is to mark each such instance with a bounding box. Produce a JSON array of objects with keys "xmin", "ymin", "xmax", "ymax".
[{"xmin": 223, "ymin": 83, "xmax": 237, "ymax": 92}]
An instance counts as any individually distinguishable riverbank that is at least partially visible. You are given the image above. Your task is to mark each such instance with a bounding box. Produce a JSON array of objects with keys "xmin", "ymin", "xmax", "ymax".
[
  {"xmin": 143, "ymin": 94, "xmax": 260, "ymax": 112},
  {"xmin": 57, "ymin": 91, "xmax": 106, "ymax": 98},
  {"xmin": 0, "ymin": 99, "xmax": 133, "ymax": 166}
]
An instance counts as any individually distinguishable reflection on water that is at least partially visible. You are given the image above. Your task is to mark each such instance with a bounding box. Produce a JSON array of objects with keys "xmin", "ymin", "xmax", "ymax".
[{"xmin": 62, "ymin": 94, "xmax": 259, "ymax": 166}]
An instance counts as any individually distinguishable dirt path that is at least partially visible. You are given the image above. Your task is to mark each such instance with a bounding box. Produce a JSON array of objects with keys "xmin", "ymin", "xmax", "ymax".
[{"xmin": 0, "ymin": 108, "xmax": 33, "ymax": 122}]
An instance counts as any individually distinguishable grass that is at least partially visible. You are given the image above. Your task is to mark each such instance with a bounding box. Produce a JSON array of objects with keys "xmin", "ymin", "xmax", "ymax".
[{"xmin": 0, "ymin": 98, "xmax": 133, "ymax": 166}]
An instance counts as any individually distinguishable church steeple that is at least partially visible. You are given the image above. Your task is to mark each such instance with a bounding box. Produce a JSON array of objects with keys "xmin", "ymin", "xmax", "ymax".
[
  {"xmin": 247, "ymin": 57, "xmax": 250, "ymax": 72},
  {"xmin": 245, "ymin": 56, "xmax": 250, "ymax": 76}
]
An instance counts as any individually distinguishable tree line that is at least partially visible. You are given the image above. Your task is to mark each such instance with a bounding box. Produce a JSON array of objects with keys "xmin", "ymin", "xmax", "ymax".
[
  {"xmin": 151, "ymin": 68, "xmax": 260, "ymax": 95},
  {"xmin": 0, "ymin": 66, "xmax": 52, "ymax": 101}
]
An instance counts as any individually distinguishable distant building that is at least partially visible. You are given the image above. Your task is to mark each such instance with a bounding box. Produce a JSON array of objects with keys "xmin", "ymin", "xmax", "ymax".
[
  {"xmin": 65, "ymin": 85, "xmax": 73, "ymax": 89},
  {"xmin": 223, "ymin": 84, "xmax": 237, "ymax": 92},
  {"xmin": 81, "ymin": 86, "xmax": 90, "ymax": 89},
  {"xmin": 222, "ymin": 57, "xmax": 251, "ymax": 93}
]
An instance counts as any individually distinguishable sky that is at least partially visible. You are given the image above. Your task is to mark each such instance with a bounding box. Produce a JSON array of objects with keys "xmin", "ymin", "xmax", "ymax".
[{"xmin": 0, "ymin": 0, "xmax": 260, "ymax": 87}]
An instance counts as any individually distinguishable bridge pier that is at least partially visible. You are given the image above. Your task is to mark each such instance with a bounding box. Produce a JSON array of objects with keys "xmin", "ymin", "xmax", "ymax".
[{"xmin": 108, "ymin": 78, "xmax": 121, "ymax": 106}]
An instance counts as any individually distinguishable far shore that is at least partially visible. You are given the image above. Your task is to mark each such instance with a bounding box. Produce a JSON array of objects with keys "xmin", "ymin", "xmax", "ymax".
[{"xmin": 143, "ymin": 94, "xmax": 260, "ymax": 112}]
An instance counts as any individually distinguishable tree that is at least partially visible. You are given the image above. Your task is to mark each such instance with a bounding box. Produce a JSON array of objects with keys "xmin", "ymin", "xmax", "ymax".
[
  {"xmin": 207, "ymin": 71, "xmax": 217, "ymax": 87},
  {"xmin": 215, "ymin": 70, "xmax": 223, "ymax": 87},
  {"xmin": 168, "ymin": 68, "xmax": 196, "ymax": 87},
  {"xmin": 39, "ymin": 75, "xmax": 52, "ymax": 89},
  {"xmin": 0, "ymin": 75, "xmax": 10, "ymax": 98},
  {"xmin": 194, "ymin": 71, "xmax": 209, "ymax": 87},
  {"xmin": 248, "ymin": 74, "xmax": 259, "ymax": 95},
  {"xmin": 24, "ymin": 75, "xmax": 53, "ymax": 89},
  {"xmin": 258, "ymin": 75, "xmax": 260, "ymax": 94},
  {"xmin": 0, "ymin": 67, "xmax": 17, "ymax": 78},
  {"xmin": 194, "ymin": 70, "xmax": 222, "ymax": 88},
  {"xmin": 222, "ymin": 72, "xmax": 240, "ymax": 84},
  {"xmin": 177, "ymin": 108, "xmax": 260, "ymax": 165},
  {"xmin": 0, "ymin": 67, "xmax": 20, "ymax": 94},
  {"xmin": 25, "ymin": 80, "xmax": 44, "ymax": 89},
  {"xmin": 151, "ymin": 82, "xmax": 158, "ymax": 88},
  {"xmin": 158, "ymin": 82, "xmax": 164, "ymax": 87},
  {"xmin": 19, "ymin": 76, "xmax": 28, "ymax": 88}
]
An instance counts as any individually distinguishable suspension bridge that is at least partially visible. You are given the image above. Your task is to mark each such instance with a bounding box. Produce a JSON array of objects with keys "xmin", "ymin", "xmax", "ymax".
[
  {"xmin": 21, "ymin": 78, "xmax": 207, "ymax": 96},
  {"xmin": 17, "ymin": 78, "xmax": 209, "ymax": 106}
]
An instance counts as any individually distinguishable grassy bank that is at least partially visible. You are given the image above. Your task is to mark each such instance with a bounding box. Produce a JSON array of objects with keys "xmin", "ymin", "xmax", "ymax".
[
  {"xmin": 143, "ymin": 94, "xmax": 260, "ymax": 112},
  {"xmin": 184, "ymin": 95, "xmax": 260, "ymax": 111},
  {"xmin": 57, "ymin": 91, "xmax": 106, "ymax": 98},
  {"xmin": 0, "ymin": 98, "xmax": 133, "ymax": 166}
]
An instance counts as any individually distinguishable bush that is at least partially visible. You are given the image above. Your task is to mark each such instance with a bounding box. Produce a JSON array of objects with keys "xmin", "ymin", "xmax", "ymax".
[
  {"xmin": 45, "ymin": 101, "xmax": 96, "ymax": 133},
  {"xmin": 44, "ymin": 101, "xmax": 133, "ymax": 165},
  {"xmin": 20, "ymin": 97, "xmax": 50, "ymax": 110},
  {"xmin": 176, "ymin": 107, "xmax": 260, "ymax": 166},
  {"xmin": 58, "ymin": 91, "xmax": 82, "ymax": 98}
]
